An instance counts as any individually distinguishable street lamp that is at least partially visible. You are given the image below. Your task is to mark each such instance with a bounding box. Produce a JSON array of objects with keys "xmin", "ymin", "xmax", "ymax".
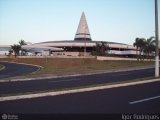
[{"xmin": 155, "ymin": 0, "xmax": 159, "ymax": 77}]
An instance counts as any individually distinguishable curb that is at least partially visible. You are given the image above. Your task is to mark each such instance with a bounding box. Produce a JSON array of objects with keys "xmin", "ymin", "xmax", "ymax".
[
  {"xmin": 0, "ymin": 65, "xmax": 154, "ymax": 83},
  {"xmin": 0, "ymin": 78, "xmax": 159, "ymax": 102}
]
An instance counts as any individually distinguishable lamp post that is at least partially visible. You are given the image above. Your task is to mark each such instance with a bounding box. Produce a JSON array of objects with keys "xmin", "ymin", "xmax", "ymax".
[
  {"xmin": 84, "ymin": 26, "xmax": 86, "ymax": 57},
  {"xmin": 155, "ymin": 0, "xmax": 159, "ymax": 77},
  {"xmin": 84, "ymin": 34, "xmax": 86, "ymax": 57},
  {"xmin": 84, "ymin": 18, "xmax": 87, "ymax": 57}
]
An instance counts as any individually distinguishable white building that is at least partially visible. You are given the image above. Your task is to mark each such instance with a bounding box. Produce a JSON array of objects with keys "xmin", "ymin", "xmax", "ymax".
[{"xmin": 0, "ymin": 12, "xmax": 136, "ymax": 57}]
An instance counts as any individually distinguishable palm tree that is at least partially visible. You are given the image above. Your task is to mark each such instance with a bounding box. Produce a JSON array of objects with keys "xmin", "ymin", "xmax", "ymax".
[
  {"xmin": 101, "ymin": 42, "xmax": 109, "ymax": 55},
  {"xmin": 93, "ymin": 42, "xmax": 109, "ymax": 56},
  {"xmin": 133, "ymin": 38, "xmax": 140, "ymax": 60},
  {"xmin": 8, "ymin": 49, "xmax": 13, "ymax": 57},
  {"xmin": 19, "ymin": 39, "xmax": 27, "ymax": 46},
  {"xmin": 19, "ymin": 39, "xmax": 27, "ymax": 56},
  {"xmin": 11, "ymin": 44, "xmax": 21, "ymax": 58},
  {"xmin": 133, "ymin": 38, "xmax": 146, "ymax": 61},
  {"xmin": 144, "ymin": 37, "xmax": 155, "ymax": 60}
]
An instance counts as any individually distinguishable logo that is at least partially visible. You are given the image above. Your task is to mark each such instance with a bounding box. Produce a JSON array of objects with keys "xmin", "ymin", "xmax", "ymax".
[{"xmin": 2, "ymin": 114, "xmax": 8, "ymax": 120}]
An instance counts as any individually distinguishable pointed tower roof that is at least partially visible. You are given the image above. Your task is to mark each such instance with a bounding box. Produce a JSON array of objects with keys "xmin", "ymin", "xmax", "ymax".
[{"xmin": 74, "ymin": 12, "xmax": 92, "ymax": 41}]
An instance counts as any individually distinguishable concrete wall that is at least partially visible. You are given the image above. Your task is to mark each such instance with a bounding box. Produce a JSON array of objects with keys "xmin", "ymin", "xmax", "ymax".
[
  {"xmin": 0, "ymin": 51, "xmax": 9, "ymax": 56},
  {"xmin": 51, "ymin": 52, "xmax": 91, "ymax": 57},
  {"xmin": 108, "ymin": 50, "xmax": 137, "ymax": 55},
  {"xmin": 17, "ymin": 56, "xmax": 95, "ymax": 59},
  {"xmin": 97, "ymin": 56, "xmax": 137, "ymax": 61}
]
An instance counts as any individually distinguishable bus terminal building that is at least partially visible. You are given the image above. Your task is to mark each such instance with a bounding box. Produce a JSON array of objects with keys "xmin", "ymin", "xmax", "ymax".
[{"xmin": 0, "ymin": 12, "xmax": 136, "ymax": 57}]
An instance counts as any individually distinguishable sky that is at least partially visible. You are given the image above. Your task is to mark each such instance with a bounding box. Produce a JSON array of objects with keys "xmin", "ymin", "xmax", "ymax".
[{"xmin": 0, "ymin": 0, "xmax": 159, "ymax": 45}]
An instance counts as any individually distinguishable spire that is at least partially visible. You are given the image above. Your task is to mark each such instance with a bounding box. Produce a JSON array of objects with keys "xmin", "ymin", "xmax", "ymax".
[{"xmin": 74, "ymin": 12, "xmax": 92, "ymax": 41}]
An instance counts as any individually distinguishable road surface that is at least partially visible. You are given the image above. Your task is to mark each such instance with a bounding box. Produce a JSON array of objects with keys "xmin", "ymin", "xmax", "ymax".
[
  {"xmin": 0, "ymin": 81, "xmax": 159, "ymax": 113},
  {"xmin": 0, "ymin": 61, "xmax": 40, "ymax": 79},
  {"xmin": 0, "ymin": 67, "xmax": 155, "ymax": 95}
]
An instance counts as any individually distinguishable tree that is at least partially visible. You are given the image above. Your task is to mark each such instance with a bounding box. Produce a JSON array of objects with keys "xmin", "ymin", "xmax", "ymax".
[
  {"xmin": 144, "ymin": 37, "xmax": 155, "ymax": 60},
  {"xmin": 133, "ymin": 38, "xmax": 140, "ymax": 60},
  {"xmin": 92, "ymin": 42, "xmax": 109, "ymax": 56},
  {"xmin": 133, "ymin": 38, "xmax": 146, "ymax": 61},
  {"xmin": 134, "ymin": 37, "xmax": 156, "ymax": 61},
  {"xmin": 19, "ymin": 39, "xmax": 27, "ymax": 56},
  {"xmin": 8, "ymin": 49, "xmax": 13, "ymax": 57},
  {"xmin": 11, "ymin": 44, "xmax": 21, "ymax": 58},
  {"xmin": 19, "ymin": 39, "xmax": 27, "ymax": 46}
]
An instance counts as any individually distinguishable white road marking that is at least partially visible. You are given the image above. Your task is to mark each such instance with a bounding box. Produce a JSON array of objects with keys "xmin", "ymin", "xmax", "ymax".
[
  {"xmin": 48, "ymin": 78, "xmax": 81, "ymax": 83},
  {"xmin": 129, "ymin": 95, "xmax": 160, "ymax": 104}
]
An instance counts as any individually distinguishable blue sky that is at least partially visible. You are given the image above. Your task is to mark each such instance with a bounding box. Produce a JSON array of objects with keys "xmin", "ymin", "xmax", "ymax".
[{"xmin": 0, "ymin": 0, "xmax": 159, "ymax": 45}]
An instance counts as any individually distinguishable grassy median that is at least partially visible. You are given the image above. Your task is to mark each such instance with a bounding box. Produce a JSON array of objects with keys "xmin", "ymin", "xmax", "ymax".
[{"xmin": 0, "ymin": 58, "xmax": 154, "ymax": 76}]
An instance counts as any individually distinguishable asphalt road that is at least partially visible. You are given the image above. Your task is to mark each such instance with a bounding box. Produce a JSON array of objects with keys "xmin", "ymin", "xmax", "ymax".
[
  {"xmin": 0, "ymin": 62, "xmax": 40, "ymax": 79},
  {"xmin": 0, "ymin": 67, "xmax": 155, "ymax": 95},
  {"xmin": 0, "ymin": 81, "xmax": 160, "ymax": 113}
]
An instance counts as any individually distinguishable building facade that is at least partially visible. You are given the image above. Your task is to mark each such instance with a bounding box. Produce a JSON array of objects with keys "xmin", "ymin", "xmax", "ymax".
[{"xmin": 0, "ymin": 12, "xmax": 136, "ymax": 57}]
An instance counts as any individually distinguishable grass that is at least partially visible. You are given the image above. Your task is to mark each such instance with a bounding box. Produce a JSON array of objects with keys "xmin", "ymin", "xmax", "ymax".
[{"xmin": 0, "ymin": 58, "xmax": 154, "ymax": 76}]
